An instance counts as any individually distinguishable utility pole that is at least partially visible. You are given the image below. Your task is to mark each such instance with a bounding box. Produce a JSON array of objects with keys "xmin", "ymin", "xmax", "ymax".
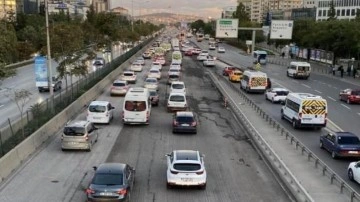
[
  {"xmin": 45, "ymin": 0, "xmax": 53, "ymax": 95},
  {"xmin": 131, "ymin": 0, "xmax": 134, "ymax": 32}
]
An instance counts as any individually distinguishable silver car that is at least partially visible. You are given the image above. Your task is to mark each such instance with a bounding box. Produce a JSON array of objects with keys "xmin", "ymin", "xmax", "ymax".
[{"xmin": 61, "ymin": 121, "xmax": 98, "ymax": 152}]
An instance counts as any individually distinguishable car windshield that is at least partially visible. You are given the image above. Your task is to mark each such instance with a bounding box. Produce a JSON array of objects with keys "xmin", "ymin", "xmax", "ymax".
[
  {"xmin": 125, "ymin": 101, "xmax": 146, "ymax": 111},
  {"xmin": 63, "ymin": 127, "xmax": 85, "ymax": 136},
  {"xmin": 338, "ymin": 136, "xmax": 360, "ymax": 145},
  {"xmin": 170, "ymin": 95, "xmax": 185, "ymax": 102},
  {"xmin": 176, "ymin": 116, "xmax": 194, "ymax": 123},
  {"xmin": 92, "ymin": 173, "xmax": 123, "ymax": 185},
  {"xmin": 169, "ymin": 75, "xmax": 179, "ymax": 79},
  {"xmin": 113, "ymin": 82, "xmax": 125, "ymax": 87},
  {"xmin": 276, "ymin": 91, "xmax": 289, "ymax": 96},
  {"xmin": 351, "ymin": 91, "xmax": 360, "ymax": 95},
  {"xmin": 298, "ymin": 66, "xmax": 310, "ymax": 71},
  {"xmin": 149, "ymin": 91, "xmax": 157, "ymax": 96},
  {"xmin": 89, "ymin": 105, "xmax": 106, "ymax": 113},
  {"xmin": 173, "ymin": 163, "xmax": 201, "ymax": 171},
  {"xmin": 169, "ymin": 69, "xmax": 179, "ymax": 72},
  {"xmin": 146, "ymin": 79, "xmax": 157, "ymax": 83},
  {"xmin": 124, "ymin": 73, "xmax": 133, "ymax": 76},
  {"xmin": 172, "ymin": 84, "xmax": 184, "ymax": 89},
  {"xmin": 150, "ymin": 70, "xmax": 159, "ymax": 73},
  {"xmin": 234, "ymin": 72, "xmax": 242, "ymax": 75}
]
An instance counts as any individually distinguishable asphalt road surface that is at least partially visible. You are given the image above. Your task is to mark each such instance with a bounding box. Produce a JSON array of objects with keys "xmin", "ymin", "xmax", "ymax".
[
  {"xmin": 191, "ymin": 38, "xmax": 360, "ymax": 193},
  {"xmin": 0, "ymin": 51, "xmax": 291, "ymax": 202}
]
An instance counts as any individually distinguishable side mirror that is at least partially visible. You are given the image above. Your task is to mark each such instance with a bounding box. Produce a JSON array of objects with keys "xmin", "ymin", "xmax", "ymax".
[
  {"xmin": 111, "ymin": 107, "xmax": 115, "ymax": 109},
  {"xmin": 165, "ymin": 153, "xmax": 170, "ymax": 157},
  {"xmin": 93, "ymin": 166, "xmax": 97, "ymax": 171},
  {"xmin": 280, "ymin": 101, "xmax": 286, "ymax": 105}
]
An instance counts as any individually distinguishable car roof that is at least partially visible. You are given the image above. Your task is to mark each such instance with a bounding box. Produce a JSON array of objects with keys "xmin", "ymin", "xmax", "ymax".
[
  {"xmin": 66, "ymin": 120, "xmax": 89, "ymax": 127},
  {"xmin": 272, "ymin": 88, "xmax": 288, "ymax": 91},
  {"xmin": 333, "ymin": 132, "xmax": 358, "ymax": 137},
  {"xmin": 123, "ymin": 71, "xmax": 135, "ymax": 74},
  {"xmin": 113, "ymin": 80, "xmax": 127, "ymax": 84},
  {"xmin": 169, "ymin": 92, "xmax": 186, "ymax": 96},
  {"xmin": 96, "ymin": 163, "xmax": 126, "ymax": 174},
  {"xmin": 146, "ymin": 77, "xmax": 157, "ymax": 81},
  {"xmin": 89, "ymin": 100, "xmax": 110, "ymax": 106},
  {"xmin": 172, "ymin": 81, "xmax": 184, "ymax": 85},
  {"xmin": 174, "ymin": 150, "xmax": 199, "ymax": 161},
  {"xmin": 176, "ymin": 111, "xmax": 194, "ymax": 117},
  {"xmin": 150, "ymin": 67, "xmax": 160, "ymax": 71}
]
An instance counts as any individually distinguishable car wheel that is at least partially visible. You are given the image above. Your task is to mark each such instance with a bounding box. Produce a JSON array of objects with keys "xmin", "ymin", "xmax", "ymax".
[
  {"xmin": 265, "ymin": 95, "xmax": 268, "ymax": 100},
  {"xmin": 319, "ymin": 141, "xmax": 324, "ymax": 149},
  {"xmin": 292, "ymin": 119, "xmax": 297, "ymax": 129},
  {"xmin": 331, "ymin": 151, "xmax": 337, "ymax": 159},
  {"xmin": 167, "ymin": 182, "xmax": 173, "ymax": 189},
  {"xmin": 200, "ymin": 183, "xmax": 206, "ymax": 190},
  {"xmin": 348, "ymin": 169, "xmax": 354, "ymax": 181},
  {"xmin": 281, "ymin": 110, "xmax": 285, "ymax": 120},
  {"xmin": 271, "ymin": 98, "xmax": 275, "ymax": 103},
  {"xmin": 286, "ymin": 71, "xmax": 290, "ymax": 77},
  {"xmin": 87, "ymin": 142, "xmax": 92, "ymax": 152},
  {"xmin": 127, "ymin": 191, "xmax": 131, "ymax": 202},
  {"xmin": 347, "ymin": 98, "xmax": 351, "ymax": 104}
]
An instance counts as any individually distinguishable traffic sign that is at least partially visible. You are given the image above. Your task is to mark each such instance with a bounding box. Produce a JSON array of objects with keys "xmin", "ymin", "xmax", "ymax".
[
  {"xmin": 216, "ymin": 19, "xmax": 238, "ymax": 38},
  {"xmin": 270, "ymin": 20, "xmax": 293, "ymax": 40}
]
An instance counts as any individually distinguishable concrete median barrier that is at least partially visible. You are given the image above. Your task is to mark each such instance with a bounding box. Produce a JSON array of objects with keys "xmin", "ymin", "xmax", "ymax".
[{"xmin": 0, "ymin": 39, "xmax": 154, "ymax": 184}]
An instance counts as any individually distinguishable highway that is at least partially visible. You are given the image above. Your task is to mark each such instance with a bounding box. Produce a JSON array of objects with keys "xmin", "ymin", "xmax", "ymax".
[
  {"xmin": 0, "ymin": 50, "xmax": 291, "ymax": 201},
  {"xmin": 0, "ymin": 46, "xmax": 124, "ymax": 128},
  {"xmin": 191, "ymin": 39, "xmax": 360, "ymax": 192}
]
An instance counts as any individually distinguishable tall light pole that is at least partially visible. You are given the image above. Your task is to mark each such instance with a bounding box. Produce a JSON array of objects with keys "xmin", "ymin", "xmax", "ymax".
[
  {"xmin": 45, "ymin": 0, "xmax": 54, "ymax": 95},
  {"xmin": 131, "ymin": 0, "xmax": 134, "ymax": 32}
]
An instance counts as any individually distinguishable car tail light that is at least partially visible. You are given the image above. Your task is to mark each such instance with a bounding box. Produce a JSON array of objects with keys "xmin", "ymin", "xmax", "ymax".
[
  {"xmin": 85, "ymin": 135, "xmax": 89, "ymax": 141},
  {"xmin": 61, "ymin": 135, "xmax": 64, "ymax": 140},
  {"xmin": 121, "ymin": 111, "xmax": 124, "ymax": 118},
  {"xmin": 191, "ymin": 121, "xmax": 197, "ymax": 127},
  {"xmin": 170, "ymin": 170, "xmax": 178, "ymax": 174},
  {"xmin": 106, "ymin": 112, "xmax": 109, "ymax": 117},
  {"xmin": 196, "ymin": 170, "xmax": 204, "ymax": 175},
  {"xmin": 146, "ymin": 111, "xmax": 150, "ymax": 122},
  {"xmin": 173, "ymin": 120, "xmax": 178, "ymax": 126},
  {"xmin": 85, "ymin": 188, "xmax": 95, "ymax": 194},
  {"xmin": 117, "ymin": 188, "xmax": 127, "ymax": 195},
  {"xmin": 184, "ymin": 104, "xmax": 187, "ymax": 107},
  {"xmin": 298, "ymin": 113, "xmax": 302, "ymax": 119}
]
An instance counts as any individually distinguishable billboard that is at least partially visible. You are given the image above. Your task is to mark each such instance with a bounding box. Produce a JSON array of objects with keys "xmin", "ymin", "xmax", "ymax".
[
  {"xmin": 270, "ymin": 20, "xmax": 294, "ymax": 40},
  {"xmin": 216, "ymin": 19, "xmax": 238, "ymax": 38},
  {"xmin": 34, "ymin": 56, "xmax": 48, "ymax": 82}
]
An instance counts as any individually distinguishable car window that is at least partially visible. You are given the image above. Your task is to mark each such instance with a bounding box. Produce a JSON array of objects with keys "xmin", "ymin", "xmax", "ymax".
[
  {"xmin": 125, "ymin": 101, "xmax": 146, "ymax": 111},
  {"xmin": 172, "ymin": 84, "xmax": 184, "ymax": 89},
  {"xmin": 92, "ymin": 173, "xmax": 123, "ymax": 185},
  {"xmin": 169, "ymin": 75, "xmax": 179, "ymax": 79},
  {"xmin": 170, "ymin": 95, "xmax": 185, "ymax": 102},
  {"xmin": 113, "ymin": 82, "xmax": 125, "ymax": 87},
  {"xmin": 351, "ymin": 91, "xmax": 360, "ymax": 95},
  {"xmin": 150, "ymin": 70, "xmax": 159, "ymax": 73},
  {"xmin": 338, "ymin": 136, "xmax": 360, "ymax": 145},
  {"xmin": 176, "ymin": 116, "xmax": 194, "ymax": 123},
  {"xmin": 276, "ymin": 91, "xmax": 289, "ymax": 96},
  {"xmin": 173, "ymin": 163, "xmax": 201, "ymax": 171},
  {"xmin": 63, "ymin": 126, "xmax": 85, "ymax": 136},
  {"xmin": 124, "ymin": 73, "xmax": 134, "ymax": 76},
  {"xmin": 89, "ymin": 105, "xmax": 106, "ymax": 113}
]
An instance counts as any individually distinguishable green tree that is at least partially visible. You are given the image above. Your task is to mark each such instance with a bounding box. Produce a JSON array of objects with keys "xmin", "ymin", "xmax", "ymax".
[
  {"xmin": 327, "ymin": 0, "xmax": 337, "ymax": 21},
  {"xmin": 0, "ymin": 21, "xmax": 19, "ymax": 63},
  {"xmin": 355, "ymin": 9, "xmax": 360, "ymax": 22},
  {"xmin": 232, "ymin": 1, "xmax": 250, "ymax": 26},
  {"xmin": 0, "ymin": 63, "xmax": 16, "ymax": 81},
  {"xmin": 190, "ymin": 20, "xmax": 206, "ymax": 33}
]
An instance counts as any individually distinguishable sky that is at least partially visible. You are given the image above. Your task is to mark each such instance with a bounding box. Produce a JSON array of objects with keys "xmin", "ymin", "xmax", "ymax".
[{"xmin": 110, "ymin": 0, "xmax": 238, "ymax": 19}]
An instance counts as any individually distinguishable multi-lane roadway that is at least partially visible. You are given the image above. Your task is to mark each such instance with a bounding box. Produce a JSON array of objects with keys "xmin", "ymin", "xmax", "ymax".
[
  {"xmin": 0, "ymin": 47, "xmax": 291, "ymax": 201},
  {"xmin": 192, "ymin": 39, "xmax": 360, "ymax": 193}
]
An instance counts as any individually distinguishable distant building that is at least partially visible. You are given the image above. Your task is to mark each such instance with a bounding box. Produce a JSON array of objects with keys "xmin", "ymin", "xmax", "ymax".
[
  {"xmin": 23, "ymin": 0, "xmax": 40, "ymax": 14},
  {"xmin": 92, "ymin": 0, "xmax": 109, "ymax": 13},
  {"xmin": 222, "ymin": 6, "xmax": 237, "ymax": 18},
  {"xmin": 302, "ymin": 0, "xmax": 318, "ymax": 8},
  {"xmin": 110, "ymin": 7, "xmax": 129, "ymax": 16},
  {"xmin": 0, "ymin": 0, "xmax": 24, "ymax": 19},
  {"xmin": 291, "ymin": 7, "xmax": 316, "ymax": 20},
  {"xmin": 316, "ymin": 0, "xmax": 360, "ymax": 21}
]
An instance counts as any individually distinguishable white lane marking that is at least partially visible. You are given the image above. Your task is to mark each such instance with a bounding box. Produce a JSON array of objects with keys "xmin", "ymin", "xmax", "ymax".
[
  {"xmin": 358, "ymin": 113, "xmax": 360, "ymax": 116},
  {"xmin": 333, "ymin": 87, "xmax": 338, "ymax": 89},
  {"xmin": 327, "ymin": 96, "xmax": 336, "ymax": 101},
  {"xmin": 0, "ymin": 105, "xmax": 4, "ymax": 108},
  {"xmin": 301, "ymin": 84, "xmax": 311, "ymax": 88},
  {"xmin": 341, "ymin": 104, "xmax": 351, "ymax": 110},
  {"xmin": 314, "ymin": 90, "xmax": 322, "ymax": 94},
  {"xmin": 328, "ymin": 84, "xmax": 332, "ymax": 87},
  {"xmin": 292, "ymin": 80, "xmax": 299, "ymax": 83}
]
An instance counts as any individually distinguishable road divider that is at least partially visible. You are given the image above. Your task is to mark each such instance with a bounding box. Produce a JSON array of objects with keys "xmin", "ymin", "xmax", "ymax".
[{"xmin": 0, "ymin": 38, "xmax": 155, "ymax": 184}]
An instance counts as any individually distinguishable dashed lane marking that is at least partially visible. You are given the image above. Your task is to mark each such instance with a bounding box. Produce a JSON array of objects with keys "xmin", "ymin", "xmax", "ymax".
[
  {"xmin": 327, "ymin": 96, "xmax": 336, "ymax": 101},
  {"xmin": 301, "ymin": 84, "xmax": 311, "ymax": 88},
  {"xmin": 341, "ymin": 104, "xmax": 351, "ymax": 110},
  {"xmin": 314, "ymin": 90, "xmax": 322, "ymax": 94},
  {"xmin": 0, "ymin": 105, "xmax": 4, "ymax": 108}
]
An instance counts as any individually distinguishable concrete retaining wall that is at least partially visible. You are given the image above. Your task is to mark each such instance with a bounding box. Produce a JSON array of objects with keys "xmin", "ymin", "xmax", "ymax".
[{"xmin": 0, "ymin": 41, "xmax": 153, "ymax": 183}]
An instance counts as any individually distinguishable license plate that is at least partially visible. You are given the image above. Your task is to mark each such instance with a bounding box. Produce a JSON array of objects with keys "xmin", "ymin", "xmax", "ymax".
[
  {"xmin": 302, "ymin": 118, "xmax": 312, "ymax": 120},
  {"xmin": 70, "ymin": 142, "xmax": 78, "ymax": 145},
  {"xmin": 181, "ymin": 124, "xmax": 190, "ymax": 126},
  {"xmin": 181, "ymin": 178, "xmax": 193, "ymax": 182},
  {"xmin": 349, "ymin": 151, "xmax": 358, "ymax": 154},
  {"xmin": 93, "ymin": 117, "xmax": 101, "ymax": 119},
  {"xmin": 100, "ymin": 192, "xmax": 114, "ymax": 196},
  {"xmin": 356, "ymin": 96, "xmax": 360, "ymax": 98}
]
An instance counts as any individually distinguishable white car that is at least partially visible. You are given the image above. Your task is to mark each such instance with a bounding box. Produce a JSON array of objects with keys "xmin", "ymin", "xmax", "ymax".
[
  {"xmin": 169, "ymin": 63, "xmax": 181, "ymax": 72},
  {"xmin": 87, "ymin": 101, "xmax": 114, "ymax": 124},
  {"xmin": 151, "ymin": 62, "xmax": 162, "ymax": 70},
  {"xmin": 168, "ymin": 67, "xmax": 181, "ymax": 75},
  {"xmin": 218, "ymin": 46, "xmax": 225, "ymax": 53},
  {"xmin": 170, "ymin": 81, "xmax": 186, "ymax": 95},
  {"xmin": 197, "ymin": 53, "xmax": 208, "ymax": 61},
  {"xmin": 348, "ymin": 161, "xmax": 360, "ymax": 184},
  {"xmin": 155, "ymin": 57, "xmax": 166, "ymax": 66},
  {"xmin": 166, "ymin": 150, "xmax": 207, "ymax": 189},
  {"xmin": 148, "ymin": 68, "xmax": 161, "ymax": 80},
  {"xmin": 203, "ymin": 58, "xmax": 215, "ymax": 67},
  {"xmin": 167, "ymin": 92, "xmax": 187, "ymax": 112},
  {"xmin": 130, "ymin": 62, "xmax": 143, "ymax": 72},
  {"xmin": 209, "ymin": 45, "xmax": 216, "ymax": 50},
  {"xmin": 144, "ymin": 77, "xmax": 159, "ymax": 91},
  {"xmin": 136, "ymin": 57, "xmax": 145, "ymax": 65},
  {"xmin": 120, "ymin": 71, "xmax": 137, "ymax": 83},
  {"xmin": 265, "ymin": 88, "xmax": 289, "ymax": 103}
]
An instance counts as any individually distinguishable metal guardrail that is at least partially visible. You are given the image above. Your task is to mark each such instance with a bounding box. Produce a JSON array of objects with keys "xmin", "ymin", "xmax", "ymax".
[
  {"xmin": 205, "ymin": 70, "xmax": 314, "ymax": 202},
  {"xmin": 212, "ymin": 58, "xmax": 360, "ymax": 202}
]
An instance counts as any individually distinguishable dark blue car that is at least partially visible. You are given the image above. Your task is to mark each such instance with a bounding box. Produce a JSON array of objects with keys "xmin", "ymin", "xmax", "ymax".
[{"xmin": 320, "ymin": 132, "xmax": 360, "ymax": 159}]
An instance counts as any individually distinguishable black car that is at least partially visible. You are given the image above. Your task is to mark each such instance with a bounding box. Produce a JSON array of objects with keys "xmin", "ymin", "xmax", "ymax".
[
  {"xmin": 86, "ymin": 163, "xmax": 135, "ymax": 202},
  {"xmin": 172, "ymin": 111, "xmax": 197, "ymax": 134}
]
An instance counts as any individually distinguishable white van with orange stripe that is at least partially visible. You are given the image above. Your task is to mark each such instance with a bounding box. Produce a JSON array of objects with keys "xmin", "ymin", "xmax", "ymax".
[
  {"xmin": 281, "ymin": 93, "xmax": 327, "ymax": 129},
  {"xmin": 240, "ymin": 70, "xmax": 267, "ymax": 93}
]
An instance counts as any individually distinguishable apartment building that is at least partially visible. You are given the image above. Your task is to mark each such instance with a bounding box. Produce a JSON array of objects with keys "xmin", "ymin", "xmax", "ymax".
[
  {"xmin": 0, "ymin": 0, "xmax": 24, "ymax": 19},
  {"xmin": 222, "ymin": 6, "xmax": 237, "ymax": 18},
  {"xmin": 93, "ymin": 0, "xmax": 109, "ymax": 13},
  {"xmin": 316, "ymin": 0, "xmax": 360, "ymax": 21}
]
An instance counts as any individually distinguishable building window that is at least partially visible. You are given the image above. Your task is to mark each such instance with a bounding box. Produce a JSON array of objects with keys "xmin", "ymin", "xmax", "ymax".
[
  {"xmin": 337, "ymin": 9, "xmax": 340, "ymax": 16},
  {"xmin": 318, "ymin": 10, "xmax": 322, "ymax": 16},
  {"xmin": 342, "ymin": 9, "xmax": 345, "ymax": 16},
  {"xmin": 346, "ymin": 9, "xmax": 350, "ymax": 16},
  {"xmin": 351, "ymin": 9, "xmax": 355, "ymax": 16}
]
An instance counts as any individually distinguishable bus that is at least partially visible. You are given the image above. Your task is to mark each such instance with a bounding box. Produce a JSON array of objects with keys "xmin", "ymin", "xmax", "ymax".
[{"xmin": 196, "ymin": 33, "xmax": 204, "ymax": 42}]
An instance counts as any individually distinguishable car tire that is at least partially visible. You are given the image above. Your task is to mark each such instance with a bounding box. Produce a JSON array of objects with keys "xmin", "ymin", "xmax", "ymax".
[
  {"xmin": 87, "ymin": 143, "xmax": 92, "ymax": 152},
  {"xmin": 286, "ymin": 71, "xmax": 290, "ymax": 77},
  {"xmin": 347, "ymin": 98, "xmax": 352, "ymax": 104},
  {"xmin": 265, "ymin": 95, "xmax": 268, "ymax": 100},
  {"xmin": 292, "ymin": 119, "xmax": 298, "ymax": 129},
  {"xmin": 348, "ymin": 169, "xmax": 354, "ymax": 181},
  {"xmin": 271, "ymin": 98, "xmax": 275, "ymax": 103},
  {"xmin": 331, "ymin": 151, "xmax": 337, "ymax": 159},
  {"xmin": 281, "ymin": 110, "xmax": 285, "ymax": 120},
  {"xmin": 319, "ymin": 141, "xmax": 324, "ymax": 149},
  {"xmin": 200, "ymin": 183, "xmax": 206, "ymax": 190},
  {"xmin": 167, "ymin": 183, "xmax": 173, "ymax": 189}
]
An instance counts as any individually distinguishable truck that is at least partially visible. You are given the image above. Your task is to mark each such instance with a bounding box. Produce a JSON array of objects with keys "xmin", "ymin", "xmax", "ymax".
[
  {"xmin": 171, "ymin": 38, "xmax": 180, "ymax": 51},
  {"xmin": 34, "ymin": 56, "xmax": 62, "ymax": 92}
]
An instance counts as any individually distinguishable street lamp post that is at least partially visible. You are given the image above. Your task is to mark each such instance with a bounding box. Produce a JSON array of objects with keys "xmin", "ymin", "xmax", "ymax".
[
  {"xmin": 45, "ymin": 0, "xmax": 54, "ymax": 96},
  {"xmin": 131, "ymin": 0, "xmax": 134, "ymax": 32}
]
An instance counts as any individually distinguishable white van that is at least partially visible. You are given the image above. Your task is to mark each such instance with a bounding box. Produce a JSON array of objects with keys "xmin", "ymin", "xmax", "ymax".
[
  {"xmin": 87, "ymin": 101, "xmax": 115, "ymax": 124},
  {"xmin": 240, "ymin": 70, "xmax": 268, "ymax": 93},
  {"xmin": 172, "ymin": 51, "xmax": 182, "ymax": 65},
  {"xmin": 287, "ymin": 62, "xmax": 311, "ymax": 79},
  {"xmin": 281, "ymin": 93, "xmax": 327, "ymax": 129},
  {"xmin": 122, "ymin": 88, "xmax": 151, "ymax": 124}
]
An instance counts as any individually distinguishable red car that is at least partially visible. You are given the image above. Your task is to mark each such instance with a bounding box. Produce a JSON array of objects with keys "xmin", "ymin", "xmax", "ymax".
[
  {"xmin": 191, "ymin": 48, "xmax": 201, "ymax": 55},
  {"xmin": 222, "ymin": 66, "xmax": 238, "ymax": 76},
  {"xmin": 339, "ymin": 89, "xmax": 360, "ymax": 104},
  {"xmin": 184, "ymin": 49, "xmax": 193, "ymax": 56}
]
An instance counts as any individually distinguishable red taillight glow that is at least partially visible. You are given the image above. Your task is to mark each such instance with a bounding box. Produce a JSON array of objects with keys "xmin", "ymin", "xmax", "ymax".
[
  {"xmin": 191, "ymin": 121, "xmax": 197, "ymax": 127},
  {"xmin": 117, "ymin": 188, "xmax": 127, "ymax": 195},
  {"xmin": 170, "ymin": 170, "xmax": 178, "ymax": 174},
  {"xmin": 196, "ymin": 170, "xmax": 204, "ymax": 175},
  {"xmin": 85, "ymin": 135, "xmax": 89, "ymax": 141},
  {"xmin": 85, "ymin": 188, "xmax": 95, "ymax": 194},
  {"xmin": 173, "ymin": 120, "xmax": 178, "ymax": 126},
  {"xmin": 298, "ymin": 113, "xmax": 302, "ymax": 119}
]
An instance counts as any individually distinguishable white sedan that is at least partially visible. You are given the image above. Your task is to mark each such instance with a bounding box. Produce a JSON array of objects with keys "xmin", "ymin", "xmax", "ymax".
[
  {"xmin": 348, "ymin": 161, "xmax": 360, "ymax": 184},
  {"xmin": 166, "ymin": 150, "xmax": 207, "ymax": 189},
  {"xmin": 197, "ymin": 53, "xmax": 208, "ymax": 61},
  {"xmin": 130, "ymin": 62, "xmax": 143, "ymax": 72},
  {"xmin": 120, "ymin": 71, "xmax": 137, "ymax": 84},
  {"xmin": 144, "ymin": 77, "xmax": 159, "ymax": 91},
  {"xmin": 148, "ymin": 68, "xmax": 161, "ymax": 80},
  {"xmin": 217, "ymin": 46, "xmax": 225, "ymax": 53},
  {"xmin": 265, "ymin": 88, "xmax": 289, "ymax": 103},
  {"xmin": 203, "ymin": 58, "xmax": 215, "ymax": 67}
]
